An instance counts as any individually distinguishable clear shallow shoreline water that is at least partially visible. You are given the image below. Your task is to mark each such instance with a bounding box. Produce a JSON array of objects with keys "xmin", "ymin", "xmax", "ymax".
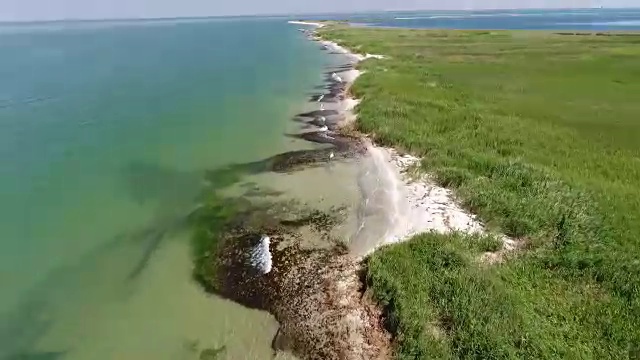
[{"xmin": 0, "ymin": 18, "xmax": 338, "ymax": 359}]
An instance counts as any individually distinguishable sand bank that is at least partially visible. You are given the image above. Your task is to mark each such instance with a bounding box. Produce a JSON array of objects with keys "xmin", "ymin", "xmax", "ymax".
[
  {"xmin": 287, "ymin": 21, "xmax": 325, "ymax": 28},
  {"xmin": 312, "ymin": 28, "xmax": 514, "ymax": 259},
  {"xmin": 207, "ymin": 23, "xmax": 516, "ymax": 360}
]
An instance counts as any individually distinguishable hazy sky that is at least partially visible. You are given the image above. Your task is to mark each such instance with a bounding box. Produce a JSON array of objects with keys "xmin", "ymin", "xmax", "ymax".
[{"xmin": 1, "ymin": 0, "xmax": 638, "ymax": 22}]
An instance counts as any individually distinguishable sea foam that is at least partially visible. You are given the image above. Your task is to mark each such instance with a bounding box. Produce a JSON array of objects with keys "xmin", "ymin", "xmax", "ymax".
[{"xmin": 249, "ymin": 235, "xmax": 273, "ymax": 274}]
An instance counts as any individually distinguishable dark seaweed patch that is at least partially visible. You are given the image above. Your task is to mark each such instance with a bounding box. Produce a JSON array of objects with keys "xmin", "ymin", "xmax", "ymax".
[{"xmin": 296, "ymin": 109, "xmax": 339, "ymax": 118}]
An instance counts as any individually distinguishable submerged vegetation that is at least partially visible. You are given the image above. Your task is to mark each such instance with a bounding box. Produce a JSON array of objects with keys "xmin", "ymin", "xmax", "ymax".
[
  {"xmin": 188, "ymin": 106, "xmax": 364, "ymax": 295},
  {"xmin": 320, "ymin": 26, "xmax": 640, "ymax": 358},
  {"xmin": 189, "ymin": 171, "xmax": 388, "ymax": 359},
  {"xmin": 186, "ymin": 113, "xmax": 393, "ymax": 358}
]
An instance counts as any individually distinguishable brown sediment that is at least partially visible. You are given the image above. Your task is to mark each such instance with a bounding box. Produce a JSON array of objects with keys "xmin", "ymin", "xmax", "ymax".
[
  {"xmin": 328, "ymin": 64, "xmax": 357, "ymax": 71},
  {"xmin": 211, "ymin": 207, "xmax": 389, "ymax": 360},
  {"xmin": 197, "ymin": 24, "xmax": 392, "ymax": 360},
  {"xmin": 296, "ymin": 109, "xmax": 340, "ymax": 117},
  {"xmin": 258, "ymin": 26, "xmax": 391, "ymax": 359},
  {"xmin": 277, "ymin": 23, "xmax": 521, "ymax": 360},
  {"xmin": 324, "ymin": 68, "xmax": 355, "ymax": 76},
  {"xmin": 292, "ymin": 114, "xmax": 347, "ymax": 129},
  {"xmin": 308, "ymin": 94, "xmax": 340, "ymax": 103},
  {"xmin": 205, "ymin": 139, "xmax": 361, "ymax": 178}
]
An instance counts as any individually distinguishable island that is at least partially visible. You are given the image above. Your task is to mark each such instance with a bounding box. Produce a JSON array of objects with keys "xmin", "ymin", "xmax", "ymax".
[
  {"xmin": 192, "ymin": 22, "xmax": 640, "ymax": 359},
  {"xmin": 318, "ymin": 23, "xmax": 640, "ymax": 359}
]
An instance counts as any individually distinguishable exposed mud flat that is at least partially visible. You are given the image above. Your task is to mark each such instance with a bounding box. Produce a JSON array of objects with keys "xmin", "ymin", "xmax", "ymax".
[
  {"xmin": 194, "ymin": 146, "xmax": 390, "ymax": 359},
  {"xmin": 208, "ymin": 204, "xmax": 389, "ymax": 360}
]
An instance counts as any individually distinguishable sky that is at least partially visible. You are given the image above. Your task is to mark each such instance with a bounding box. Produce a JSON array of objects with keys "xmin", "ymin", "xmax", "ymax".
[{"xmin": 0, "ymin": 0, "xmax": 638, "ymax": 22}]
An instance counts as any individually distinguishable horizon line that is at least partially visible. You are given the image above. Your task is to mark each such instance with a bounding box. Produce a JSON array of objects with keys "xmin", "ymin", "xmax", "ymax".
[{"xmin": 0, "ymin": 6, "xmax": 637, "ymax": 25}]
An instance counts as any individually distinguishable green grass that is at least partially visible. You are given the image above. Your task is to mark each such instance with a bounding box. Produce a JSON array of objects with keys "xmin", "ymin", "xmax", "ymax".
[{"xmin": 320, "ymin": 26, "xmax": 640, "ymax": 358}]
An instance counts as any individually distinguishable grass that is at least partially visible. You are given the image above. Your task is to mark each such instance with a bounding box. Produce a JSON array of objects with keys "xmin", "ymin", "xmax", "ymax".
[{"xmin": 320, "ymin": 26, "xmax": 640, "ymax": 358}]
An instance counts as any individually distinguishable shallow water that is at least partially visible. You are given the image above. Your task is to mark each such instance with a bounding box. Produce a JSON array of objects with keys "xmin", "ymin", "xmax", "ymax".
[
  {"xmin": 349, "ymin": 147, "xmax": 409, "ymax": 257},
  {"xmin": 0, "ymin": 18, "xmax": 347, "ymax": 359}
]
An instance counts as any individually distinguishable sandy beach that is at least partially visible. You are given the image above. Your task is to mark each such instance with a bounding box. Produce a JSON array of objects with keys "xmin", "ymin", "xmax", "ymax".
[
  {"xmin": 287, "ymin": 20, "xmax": 325, "ymax": 28},
  {"xmin": 313, "ymin": 32, "xmax": 513, "ymax": 259},
  {"xmin": 312, "ymin": 21, "xmax": 640, "ymax": 359},
  {"xmin": 198, "ymin": 23, "xmax": 518, "ymax": 360}
]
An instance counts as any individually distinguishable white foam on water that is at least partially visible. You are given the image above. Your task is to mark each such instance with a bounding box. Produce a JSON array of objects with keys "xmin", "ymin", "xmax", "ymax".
[{"xmin": 249, "ymin": 235, "xmax": 273, "ymax": 274}]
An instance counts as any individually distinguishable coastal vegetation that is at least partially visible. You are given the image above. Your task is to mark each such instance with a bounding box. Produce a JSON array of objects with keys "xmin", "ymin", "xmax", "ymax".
[
  {"xmin": 189, "ymin": 127, "xmax": 365, "ymax": 294},
  {"xmin": 320, "ymin": 26, "xmax": 640, "ymax": 358}
]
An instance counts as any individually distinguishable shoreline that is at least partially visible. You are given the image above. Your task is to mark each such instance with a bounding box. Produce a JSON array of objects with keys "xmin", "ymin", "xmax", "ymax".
[
  {"xmin": 195, "ymin": 22, "xmax": 524, "ymax": 360},
  {"xmin": 236, "ymin": 22, "xmax": 518, "ymax": 359},
  {"xmin": 287, "ymin": 20, "xmax": 326, "ymax": 28},
  {"xmin": 203, "ymin": 21, "xmax": 640, "ymax": 360},
  {"xmin": 309, "ymin": 26, "xmax": 514, "ymax": 259},
  {"xmin": 193, "ymin": 25, "xmax": 390, "ymax": 359},
  {"xmin": 313, "ymin": 24, "xmax": 640, "ymax": 359}
]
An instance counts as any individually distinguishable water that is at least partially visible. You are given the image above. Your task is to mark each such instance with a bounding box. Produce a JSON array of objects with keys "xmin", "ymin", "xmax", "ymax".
[
  {"xmin": 308, "ymin": 8, "xmax": 640, "ymax": 31},
  {"xmin": 4, "ymin": 8, "xmax": 638, "ymax": 360},
  {"xmin": 0, "ymin": 18, "xmax": 333, "ymax": 359}
]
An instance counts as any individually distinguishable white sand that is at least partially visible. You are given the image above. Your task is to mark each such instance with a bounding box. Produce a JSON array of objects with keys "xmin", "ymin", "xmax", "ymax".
[
  {"xmin": 288, "ymin": 21, "xmax": 325, "ymax": 28},
  {"xmin": 316, "ymin": 33, "xmax": 514, "ymax": 260},
  {"xmin": 319, "ymin": 40, "xmax": 386, "ymax": 62},
  {"xmin": 377, "ymin": 148, "xmax": 517, "ymax": 252},
  {"xmin": 339, "ymin": 69, "xmax": 362, "ymax": 84},
  {"xmin": 343, "ymin": 98, "xmax": 360, "ymax": 112}
]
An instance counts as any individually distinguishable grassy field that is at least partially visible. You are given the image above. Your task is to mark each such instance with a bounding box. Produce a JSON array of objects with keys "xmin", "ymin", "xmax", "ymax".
[{"xmin": 320, "ymin": 26, "xmax": 640, "ymax": 358}]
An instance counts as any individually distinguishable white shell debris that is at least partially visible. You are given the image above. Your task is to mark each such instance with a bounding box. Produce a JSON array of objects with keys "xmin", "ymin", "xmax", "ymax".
[{"xmin": 249, "ymin": 235, "xmax": 273, "ymax": 274}]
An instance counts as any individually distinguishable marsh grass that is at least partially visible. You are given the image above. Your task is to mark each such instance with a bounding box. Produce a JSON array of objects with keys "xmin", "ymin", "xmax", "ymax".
[{"xmin": 321, "ymin": 26, "xmax": 640, "ymax": 358}]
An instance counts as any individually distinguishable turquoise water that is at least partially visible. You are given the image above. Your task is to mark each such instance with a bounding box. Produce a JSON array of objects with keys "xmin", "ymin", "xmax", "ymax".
[{"xmin": 0, "ymin": 18, "xmax": 327, "ymax": 359}]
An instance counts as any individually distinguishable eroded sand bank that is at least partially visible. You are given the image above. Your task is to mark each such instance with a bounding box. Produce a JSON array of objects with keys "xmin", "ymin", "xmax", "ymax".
[
  {"xmin": 314, "ymin": 31, "xmax": 514, "ymax": 259},
  {"xmin": 203, "ymin": 23, "xmax": 516, "ymax": 360}
]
